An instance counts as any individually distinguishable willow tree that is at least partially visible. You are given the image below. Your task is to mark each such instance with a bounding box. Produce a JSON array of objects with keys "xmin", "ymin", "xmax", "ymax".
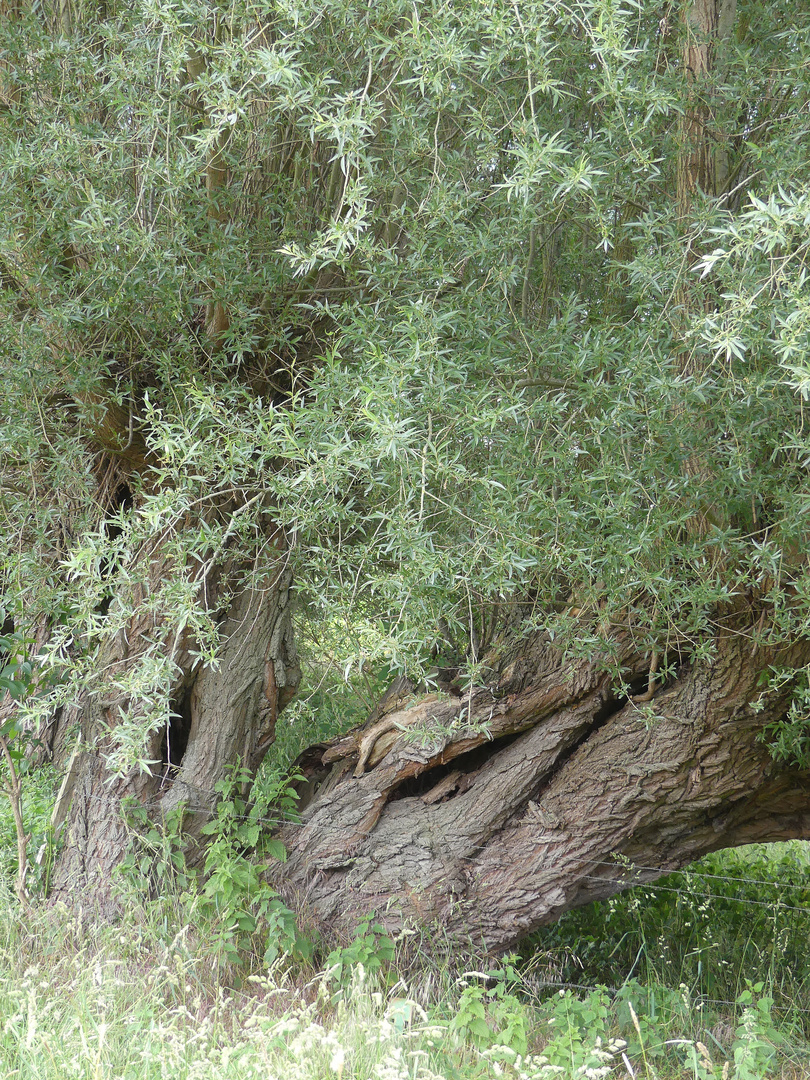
[{"xmin": 2, "ymin": 0, "xmax": 810, "ymax": 948}]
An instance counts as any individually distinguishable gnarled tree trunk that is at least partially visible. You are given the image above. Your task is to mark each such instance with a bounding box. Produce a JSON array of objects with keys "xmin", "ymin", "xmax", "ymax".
[
  {"xmin": 49, "ymin": 544, "xmax": 300, "ymax": 911},
  {"xmin": 274, "ymin": 625, "xmax": 810, "ymax": 953}
]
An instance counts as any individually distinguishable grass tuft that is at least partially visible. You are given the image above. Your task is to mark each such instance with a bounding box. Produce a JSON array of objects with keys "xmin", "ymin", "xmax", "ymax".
[{"xmin": 0, "ymin": 890, "xmax": 805, "ymax": 1079}]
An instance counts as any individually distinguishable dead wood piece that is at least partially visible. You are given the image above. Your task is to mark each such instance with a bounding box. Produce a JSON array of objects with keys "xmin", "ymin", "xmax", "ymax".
[
  {"xmin": 354, "ymin": 694, "xmax": 446, "ymax": 777},
  {"xmin": 422, "ymin": 770, "xmax": 462, "ymax": 804},
  {"xmin": 322, "ymin": 734, "xmax": 359, "ymax": 765}
]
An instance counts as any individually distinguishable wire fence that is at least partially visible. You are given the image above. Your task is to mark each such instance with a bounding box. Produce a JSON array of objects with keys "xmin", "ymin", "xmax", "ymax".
[
  {"xmin": 582, "ymin": 873, "xmax": 810, "ymax": 915},
  {"xmin": 41, "ymin": 783, "xmax": 810, "ymax": 1038},
  {"xmin": 522, "ymin": 980, "xmax": 810, "ymax": 1018},
  {"xmin": 68, "ymin": 785, "xmax": 810, "ymax": 914}
]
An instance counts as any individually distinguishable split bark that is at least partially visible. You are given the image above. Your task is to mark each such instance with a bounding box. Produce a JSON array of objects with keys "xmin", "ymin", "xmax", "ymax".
[
  {"xmin": 48, "ymin": 547, "xmax": 299, "ymax": 911},
  {"xmin": 272, "ymin": 625, "xmax": 810, "ymax": 953}
]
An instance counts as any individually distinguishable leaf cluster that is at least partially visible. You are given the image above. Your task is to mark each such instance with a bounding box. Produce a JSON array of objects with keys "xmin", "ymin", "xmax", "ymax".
[{"xmin": 2, "ymin": 0, "xmax": 810, "ymax": 761}]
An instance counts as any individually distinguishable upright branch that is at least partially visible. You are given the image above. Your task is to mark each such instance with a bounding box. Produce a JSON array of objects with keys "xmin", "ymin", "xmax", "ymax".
[
  {"xmin": 186, "ymin": 23, "xmax": 232, "ymax": 348},
  {"xmin": 675, "ymin": 0, "xmax": 737, "ymax": 535},
  {"xmin": 0, "ymin": 0, "xmax": 23, "ymax": 111},
  {"xmin": 677, "ymin": 0, "xmax": 737, "ymax": 229},
  {"xmin": 0, "ymin": 734, "xmax": 30, "ymax": 911}
]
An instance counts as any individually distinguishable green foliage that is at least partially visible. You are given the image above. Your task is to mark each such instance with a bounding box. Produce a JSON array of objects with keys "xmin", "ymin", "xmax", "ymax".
[
  {"xmin": 118, "ymin": 800, "xmax": 194, "ymax": 898},
  {"xmin": 0, "ymin": 621, "xmax": 48, "ymax": 760},
  {"xmin": 532, "ymin": 845, "xmax": 810, "ymax": 1023},
  {"xmin": 760, "ymin": 668, "xmax": 810, "ymax": 769},
  {"xmin": 730, "ymin": 984, "xmax": 782, "ymax": 1080},
  {"xmin": 267, "ymin": 632, "xmax": 390, "ymax": 768},
  {"xmin": 488, "ymin": 986, "xmax": 616, "ymax": 1077},
  {"xmin": 0, "ymin": 765, "xmax": 58, "ymax": 899},
  {"xmin": 0, "ymin": 628, "xmax": 34, "ymax": 706},
  {"xmin": 4, "ymin": 14, "xmax": 810, "ymax": 1075},
  {"xmin": 609, "ymin": 980, "xmax": 786, "ymax": 1079},
  {"xmin": 119, "ymin": 765, "xmax": 311, "ymax": 968},
  {"xmin": 448, "ymin": 964, "xmax": 528, "ymax": 1054},
  {"xmin": 198, "ymin": 765, "xmax": 309, "ymax": 967},
  {"xmin": 467, "ymin": 977, "xmax": 790, "ymax": 1079},
  {"xmin": 325, "ymin": 918, "xmax": 396, "ymax": 993},
  {"xmin": 0, "ymin": 621, "xmax": 62, "ymax": 899},
  {"xmin": 612, "ymin": 981, "xmax": 689, "ymax": 1063}
]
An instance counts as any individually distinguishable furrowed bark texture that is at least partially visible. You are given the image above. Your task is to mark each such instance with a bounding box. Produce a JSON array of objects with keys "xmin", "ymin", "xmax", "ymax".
[
  {"xmin": 677, "ymin": 0, "xmax": 736, "ymax": 223},
  {"xmin": 49, "ymin": 554, "xmax": 299, "ymax": 912},
  {"xmin": 274, "ymin": 630, "xmax": 810, "ymax": 953}
]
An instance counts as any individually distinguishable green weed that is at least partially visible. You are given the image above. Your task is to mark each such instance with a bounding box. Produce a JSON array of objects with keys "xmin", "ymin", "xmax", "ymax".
[
  {"xmin": 532, "ymin": 845, "xmax": 810, "ymax": 1027},
  {"xmin": 325, "ymin": 918, "xmax": 396, "ymax": 994},
  {"xmin": 117, "ymin": 764, "xmax": 313, "ymax": 972},
  {"xmin": 448, "ymin": 969, "xmax": 529, "ymax": 1054}
]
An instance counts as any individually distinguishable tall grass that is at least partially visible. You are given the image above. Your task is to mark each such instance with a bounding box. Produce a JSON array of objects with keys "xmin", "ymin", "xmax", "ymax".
[
  {"xmin": 532, "ymin": 843, "xmax": 810, "ymax": 1029},
  {"xmin": 0, "ymin": 890, "xmax": 804, "ymax": 1079}
]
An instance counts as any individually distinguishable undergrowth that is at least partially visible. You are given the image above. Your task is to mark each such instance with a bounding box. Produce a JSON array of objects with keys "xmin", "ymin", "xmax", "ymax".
[
  {"xmin": 0, "ymin": 894, "xmax": 805, "ymax": 1079},
  {"xmin": 531, "ymin": 843, "xmax": 810, "ymax": 1030},
  {"xmin": 0, "ymin": 762, "xmax": 59, "ymax": 897}
]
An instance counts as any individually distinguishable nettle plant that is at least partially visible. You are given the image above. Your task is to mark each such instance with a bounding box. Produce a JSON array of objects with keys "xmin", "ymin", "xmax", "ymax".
[
  {"xmin": 449, "ymin": 963, "xmax": 529, "ymax": 1055},
  {"xmin": 198, "ymin": 764, "xmax": 311, "ymax": 966},
  {"xmin": 120, "ymin": 763, "xmax": 310, "ymax": 967},
  {"xmin": 325, "ymin": 918, "xmax": 396, "ymax": 995}
]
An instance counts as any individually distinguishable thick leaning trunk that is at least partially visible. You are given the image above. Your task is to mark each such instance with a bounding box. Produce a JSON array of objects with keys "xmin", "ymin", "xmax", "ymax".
[
  {"xmin": 49, "ymin": 554, "xmax": 299, "ymax": 910},
  {"xmin": 274, "ymin": 630, "xmax": 810, "ymax": 953}
]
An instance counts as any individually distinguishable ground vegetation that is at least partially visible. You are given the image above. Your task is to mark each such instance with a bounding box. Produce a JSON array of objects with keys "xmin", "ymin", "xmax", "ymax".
[{"xmin": 1, "ymin": 0, "xmax": 810, "ymax": 946}]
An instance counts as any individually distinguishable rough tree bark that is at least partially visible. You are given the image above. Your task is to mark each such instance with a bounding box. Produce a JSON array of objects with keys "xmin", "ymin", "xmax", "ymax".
[
  {"xmin": 47, "ymin": 448, "xmax": 300, "ymax": 907},
  {"xmin": 49, "ymin": 557, "xmax": 299, "ymax": 908},
  {"xmin": 273, "ymin": 621, "xmax": 810, "ymax": 953},
  {"xmin": 677, "ymin": 0, "xmax": 737, "ymax": 223}
]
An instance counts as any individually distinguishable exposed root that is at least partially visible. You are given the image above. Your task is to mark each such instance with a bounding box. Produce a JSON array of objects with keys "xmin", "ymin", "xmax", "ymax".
[{"xmin": 631, "ymin": 649, "xmax": 659, "ymax": 704}]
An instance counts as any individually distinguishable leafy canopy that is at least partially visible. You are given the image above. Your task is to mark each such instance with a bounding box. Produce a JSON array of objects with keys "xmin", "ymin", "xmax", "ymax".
[{"xmin": 1, "ymin": 0, "xmax": 810, "ymax": 758}]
